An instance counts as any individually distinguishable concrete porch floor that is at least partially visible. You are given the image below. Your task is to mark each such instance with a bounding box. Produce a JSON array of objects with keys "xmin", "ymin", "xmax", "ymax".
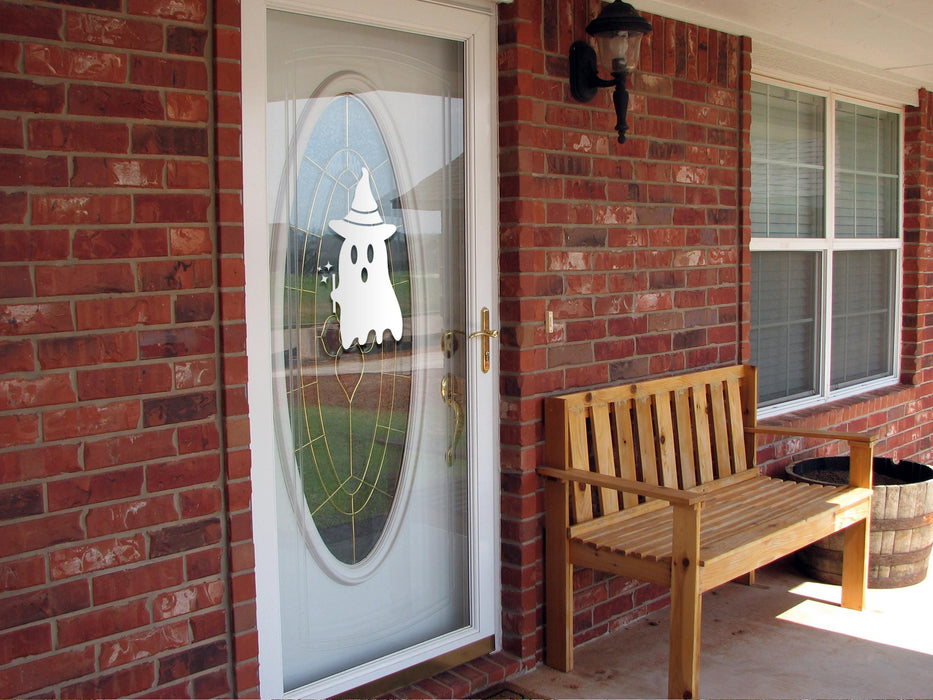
[{"xmin": 513, "ymin": 558, "xmax": 933, "ymax": 699}]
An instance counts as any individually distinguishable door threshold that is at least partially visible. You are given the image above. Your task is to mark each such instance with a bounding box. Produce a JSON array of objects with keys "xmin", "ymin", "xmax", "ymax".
[{"xmin": 332, "ymin": 636, "xmax": 496, "ymax": 699}]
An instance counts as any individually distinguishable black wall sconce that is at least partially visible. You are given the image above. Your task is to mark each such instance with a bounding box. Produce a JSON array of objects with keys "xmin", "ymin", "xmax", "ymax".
[{"xmin": 569, "ymin": 0, "xmax": 652, "ymax": 143}]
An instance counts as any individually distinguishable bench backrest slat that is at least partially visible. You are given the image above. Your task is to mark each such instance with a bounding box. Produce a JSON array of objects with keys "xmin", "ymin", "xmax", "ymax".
[
  {"xmin": 592, "ymin": 403, "xmax": 620, "ymax": 516},
  {"xmin": 545, "ymin": 365, "xmax": 758, "ymax": 525},
  {"xmin": 612, "ymin": 398, "xmax": 640, "ymax": 509}
]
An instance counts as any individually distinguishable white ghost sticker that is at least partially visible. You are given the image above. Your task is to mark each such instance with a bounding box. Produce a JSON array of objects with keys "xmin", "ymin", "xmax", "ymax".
[{"xmin": 329, "ymin": 168, "xmax": 403, "ymax": 350}]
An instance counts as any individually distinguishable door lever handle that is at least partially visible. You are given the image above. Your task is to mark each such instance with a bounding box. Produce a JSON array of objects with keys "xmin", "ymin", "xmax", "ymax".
[{"xmin": 468, "ymin": 307, "xmax": 498, "ymax": 373}]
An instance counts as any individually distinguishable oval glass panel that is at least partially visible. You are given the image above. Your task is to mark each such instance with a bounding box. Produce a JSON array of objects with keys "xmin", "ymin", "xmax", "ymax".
[{"xmin": 284, "ymin": 93, "xmax": 412, "ymax": 566}]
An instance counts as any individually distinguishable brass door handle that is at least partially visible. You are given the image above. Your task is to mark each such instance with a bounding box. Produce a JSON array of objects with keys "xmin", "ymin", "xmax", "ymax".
[
  {"xmin": 440, "ymin": 373, "xmax": 463, "ymax": 467},
  {"xmin": 468, "ymin": 307, "xmax": 498, "ymax": 374}
]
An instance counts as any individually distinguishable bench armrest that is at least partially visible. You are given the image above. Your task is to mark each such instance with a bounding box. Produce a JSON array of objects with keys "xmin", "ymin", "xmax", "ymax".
[
  {"xmin": 744, "ymin": 425, "xmax": 875, "ymax": 445},
  {"xmin": 537, "ymin": 466, "xmax": 704, "ymax": 507},
  {"xmin": 744, "ymin": 425, "xmax": 876, "ymax": 489}
]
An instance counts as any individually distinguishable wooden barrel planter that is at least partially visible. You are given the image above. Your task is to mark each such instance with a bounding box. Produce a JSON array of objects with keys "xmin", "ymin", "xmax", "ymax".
[{"xmin": 785, "ymin": 457, "xmax": 933, "ymax": 588}]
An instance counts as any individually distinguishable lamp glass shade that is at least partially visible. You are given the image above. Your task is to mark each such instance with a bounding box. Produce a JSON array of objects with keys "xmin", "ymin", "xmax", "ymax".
[{"xmin": 595, "ymin": 30, "xmax": 643, "ymax": 74}]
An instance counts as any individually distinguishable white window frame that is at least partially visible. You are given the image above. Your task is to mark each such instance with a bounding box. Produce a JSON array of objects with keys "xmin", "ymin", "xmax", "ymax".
[{"xmin": 750, "ymin": 76, "xmax": 904, "ymax": 418}]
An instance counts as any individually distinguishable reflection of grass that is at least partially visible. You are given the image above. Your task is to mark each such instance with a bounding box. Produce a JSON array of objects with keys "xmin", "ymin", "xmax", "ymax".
[
  {"xmin": 286, "ymin": 270, "xmax": 414, "ymax": 328},
  {"xmin": 290, "ymin": 396, "xmax": 408, "ymax": 561}
]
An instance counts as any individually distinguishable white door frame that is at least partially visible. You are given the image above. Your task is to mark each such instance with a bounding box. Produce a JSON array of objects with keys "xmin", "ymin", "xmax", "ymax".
[{"xmin": 241, "ymin": 0, "xmax": 500, "ymax": 696}]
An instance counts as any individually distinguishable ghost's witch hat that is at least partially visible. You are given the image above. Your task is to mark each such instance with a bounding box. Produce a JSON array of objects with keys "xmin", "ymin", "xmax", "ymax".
[{"xmin": 329, "ymin": 168, "xmax": 396, "ymax": 239}]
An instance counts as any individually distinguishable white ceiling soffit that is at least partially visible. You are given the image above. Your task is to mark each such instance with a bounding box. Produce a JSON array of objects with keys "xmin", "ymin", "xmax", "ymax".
[{"xmin": 632, "ymin": 0, "xmax": 933, "ymax": 106}]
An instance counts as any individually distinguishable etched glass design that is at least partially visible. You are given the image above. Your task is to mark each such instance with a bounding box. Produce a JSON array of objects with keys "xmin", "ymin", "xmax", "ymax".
[{"xmin": 283, "ymin": 94, "xmax": 412, "ymax": 565}]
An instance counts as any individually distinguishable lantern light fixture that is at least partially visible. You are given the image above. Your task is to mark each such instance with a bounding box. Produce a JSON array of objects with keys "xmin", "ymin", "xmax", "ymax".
[{"xmin": 569, "ymin": 0, "xmax": 652, "ymax": 143}]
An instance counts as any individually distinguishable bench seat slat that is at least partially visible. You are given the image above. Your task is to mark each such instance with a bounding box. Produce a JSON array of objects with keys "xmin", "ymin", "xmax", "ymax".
[{"xmin": 573, "ymin": 478, "xmax": 871, "ymax": 571}]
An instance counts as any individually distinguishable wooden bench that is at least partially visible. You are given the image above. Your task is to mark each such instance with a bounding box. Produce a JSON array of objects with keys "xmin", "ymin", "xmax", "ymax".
[{"xmin": 538, "ymin": 365, "xmax": 875, "ymax": 699}]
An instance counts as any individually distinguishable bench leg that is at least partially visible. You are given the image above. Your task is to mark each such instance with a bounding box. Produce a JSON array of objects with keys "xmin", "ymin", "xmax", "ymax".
[
  {"xmin": 545, "ymin": 479, "xmax": 574, "ymax": 671},
  {"xmin": 669, "ymin": 505, "xmax": 702, "ymax": 700},
  {"xmin": 840, "ymin": 516, "xmax": 869, "ymax": 611}
]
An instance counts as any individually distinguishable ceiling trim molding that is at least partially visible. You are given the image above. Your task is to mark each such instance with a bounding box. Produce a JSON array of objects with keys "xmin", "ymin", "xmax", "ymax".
[{"xmin": 633, "ymin": 0, "xmax": 922, "ymax": 106}]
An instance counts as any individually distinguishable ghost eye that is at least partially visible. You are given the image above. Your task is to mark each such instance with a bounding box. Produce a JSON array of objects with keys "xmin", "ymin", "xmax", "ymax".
[
  {"xmin": 350, "ymin": 245, "xmax": 358, "ymax": 264},
  {"xmin": 367, "ymin": 244, "xmax": 375, "ymax": 263}
]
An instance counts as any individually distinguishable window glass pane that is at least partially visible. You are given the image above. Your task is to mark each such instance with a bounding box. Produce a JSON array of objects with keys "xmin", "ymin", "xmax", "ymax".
[
  {"xmin": 751, "ymin": 252, "xmax": 820, "ymax": 404},
  {"xmin": 831, "ymin": 251, "xmax": 894, "ymax": 389},
  {"xmin": 750, "ymin": 81, "xmax": 825, "ymax": 239},
  {"xmin": 835, "ymin": 102, "xmax": 899, "ymax": 239}
]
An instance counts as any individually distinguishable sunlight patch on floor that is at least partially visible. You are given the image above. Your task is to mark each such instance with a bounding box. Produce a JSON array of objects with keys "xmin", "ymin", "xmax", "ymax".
[{"xmin": 779, "ymin": 579, "xmax": 933, "ymax": 657}]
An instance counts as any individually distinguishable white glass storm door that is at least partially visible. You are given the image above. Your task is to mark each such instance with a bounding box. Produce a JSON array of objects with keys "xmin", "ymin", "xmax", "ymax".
[{"xmin": 241, "ymin": 0, "xmax": 499, "ymax": 697}]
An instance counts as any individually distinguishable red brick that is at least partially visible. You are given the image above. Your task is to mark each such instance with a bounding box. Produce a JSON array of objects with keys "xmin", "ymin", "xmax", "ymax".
[
  {"xmin": 77, "ymin": 362, "xmax": 172, "ymax": 400},
  {"xmin": 166, "ymin": 25, "xmax": 208, "ymax": 56},
  {"xmin": 215, "ymin": 60, "xmax": 240, "ymax": 92},
  {"xmin": 0, "ymin": 191, "xmax": 27, "ymax": 223},
  {"xmin": 0, "ymin": 2, "xmax": 61, "ymax": 40},
  {"xmin": 66, "ymin": 12, "xmax": 163, "ymax": 51},
  {"xmin": 0, "ymin": 645, "xmax": 95, "ymax": 698},
  {"xmin": 216, "ymin": 125, "xmax": 240, "ymax": 157},
  {"xmin": 186, "ymin": 546, "xmax": 222, "ymax": 579},
  {"xmin": 0, "ymin": 117, "xmax": 23, "ymax": 148},
  {"xmin": 28, "ymin": 119, "xmax": 129, "ymax": 152},
  {"xmin": 173, "ymin": 358, "xmax": 216, "ymax": 389},
  {"xmin": 98, "ymin": 620, "xmax": 190, "ymax": 670},
  {"xmin": 158, "ymin": 639, "xmax": 227, "ymax": 684},
  {"xmin": 0, "ymin": 443, "xmax": 81, "ymax": 482},
  {"xmin": 192, "ymin": 668, "xmax": 231, "ymax": 697},
  {"xmin": 0, "ymin": 555, "xmax": 46, "ymax": 592},
  {"xmin": 0, "ymin": 484, "xmax": 43, "ymax": 519},
  {"xmin": 139, "ymin": 259, "xmax": 214, "ymax": 292},
  {"xmin": 177, "ymin": 422, "xmax": 219, "ymax": 454},
  {"xmin": 0, "ymin": 302, "xmax": 73, "ymax": 336},
  {"xmin": 139, "ymin": 325, "xmax": 215, "ymax": 358},
  {"xmin": 179, "ymin": 487, "xmax": 222, "ymax": 518},
  {"xmin": 71, "ymin": 158, "xmax": 164, "ymax": 189},
  {"xmin": 142, "ymin": 390, "xmax": 216, "ymax": 427},
  {"xmin": 42, "ymin": 399, "xmax": 141, "ymax": 441},
  {"xmin": 131, "ymin": 54, "xmax": 208, "ymax": 89},
  {"xmin": 49, "ymin": 534, "xmax": 146, "ymax": 580},
  {"xmin": 0, "ymin": 373, "xmax": 75, "ymax": 410},
  {"xmin": 128, "ymin": 0, "xmax": 207, "ymax": 21},
  {"xmin": 47, "ymin": 468, "xmax": 145, "ymax": 513},
  {"xmin": 0, "ymin": 265, "xmax": 32, "ymax": 297},
  {"xmin": 0, "ymin": 339, "xmax": 34, "ymax": 374},
  {"xmin": 0, "ymin": 512, "xmax": 85, "ymax": 559},
  {"xmin": 32, "ymin": 194, "xmax": 132, "ymax": 226},
  {"xmin": 38, "ymin": 331, "xmax": 136, "ymax": 369},
  {"xmin": 146, "ymin": 454, "xmax": 221, "ymax": 492},
  {"xmin": 132, "ymin": 124, "xmax": 207, "ymax": 156},
  {"xmin": 86, "ymin": 494, "xmax": 178, "ymax": 537},
  {"xmin": 75, "ymin": 295, "xmax": 172, "ymax": 330},
  {"xmin": 69, "ymin": 83, "xmax": 165, "ymax": 119},
  {"xmin": 217, "ymin": 154, "xmax": 243, "ymax": 188},
  {"xmin": 35, "ymin": 262, "xmax": 134, "ymax": 296},
  {"xmin": 0, "ymin": 76, "xmax": 65, "ymax": 113},
  {"xmin": 134, "ymin": 193, "xmax": 211, "ymax": 223},
  {"xmin": 150, "ymin": 518, "xmax": 221, "ymax": 558},
  {"xmin": 92, "ymin": 557, "xmax": 185, "ymax": 605},
  {"xmin": 166, "ymin": 158, "xmax": 210, "ymax": 187},
  {"xmin": 0, "ymin": 230, "xmax": 69, "ymax": 262},
  {"xmin": 174, "ymin": 293, "xmax": 214, "ymax": 322},
  {"xmin": 0, "ymin": 154, "xmax": 68, "ymax": 187},
  {"xmin": 74, "ymin": 228, "xmax": 168, "ymax": 259},
  {"xmin": 169, "ymin": 227, "xmax": 212, "ymax": 255},
  {"xmin": 61, "ymin": 662, "xmax": 156, "ymax": 698},
  {"xmin": 24, "ymin": 44, "xmax": 127, "ymax": 82}
]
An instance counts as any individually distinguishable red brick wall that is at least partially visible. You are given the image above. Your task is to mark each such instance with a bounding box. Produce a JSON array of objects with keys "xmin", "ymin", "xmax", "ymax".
[
  {"xmin": 497, "ymin": 0, "xmax": 933, "ymax": 670},
  {"xmin": 2, "ymin": 0, "xmax": 933, "ymax": 695},
  {"xmin": 0, "ymin": 0, "xmax": 257, "ymax": 696}
]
